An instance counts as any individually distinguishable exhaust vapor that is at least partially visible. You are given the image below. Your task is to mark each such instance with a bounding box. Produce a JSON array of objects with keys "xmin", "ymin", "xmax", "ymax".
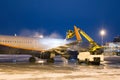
[
  {"xmin": 19, "ymin": 29, "xmax": 73, "ymax": 49},
  {"xmin": 39, "ymin": 38, "xmax": 72, "ymax": 50},
  {"xmin": 19, "ymin": 29, "xmax": 62, "ymax": 38}
]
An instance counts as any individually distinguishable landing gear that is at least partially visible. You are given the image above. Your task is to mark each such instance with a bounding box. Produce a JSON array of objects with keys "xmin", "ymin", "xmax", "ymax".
[{"xmin": 29, "ymin": 57, "xmax": 36, "ymax": 63}]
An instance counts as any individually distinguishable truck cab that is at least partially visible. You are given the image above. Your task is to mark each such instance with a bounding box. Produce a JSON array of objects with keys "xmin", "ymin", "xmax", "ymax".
[{"xmin": 78, "ymin": 51, "xmax": 104, "ymax": 64}]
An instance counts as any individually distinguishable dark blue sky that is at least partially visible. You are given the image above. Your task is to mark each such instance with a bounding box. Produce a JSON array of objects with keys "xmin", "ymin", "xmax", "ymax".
[{"xmin": 0, "ymin": 0, "xmax": 120, "ymax": 43}]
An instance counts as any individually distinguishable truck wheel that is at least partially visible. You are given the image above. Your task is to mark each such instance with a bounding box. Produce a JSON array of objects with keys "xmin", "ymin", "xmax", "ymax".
[
  {"xmin": 77, "ymin": 59, "xmax": 82, "ymax": 64},
  {"xmin": 85, "ymin": 59, "xmax": 89, "ymax": 65},
  {"xmin": 93, "ymin": 57, "xmax": 100, "ymax": 65},
  {"xmin": 94, "ymin": 62, "xmax": 100, "ymax": 65},
  {"xmin": 29, "ymin": 57, "xmax": 36, "ymax": 63}
]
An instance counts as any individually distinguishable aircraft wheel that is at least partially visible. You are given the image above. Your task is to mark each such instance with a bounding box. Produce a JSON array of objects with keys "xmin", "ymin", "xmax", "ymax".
[{"xmin": 29, "ymin": 57, "xmax": 36, "ymax": 63}]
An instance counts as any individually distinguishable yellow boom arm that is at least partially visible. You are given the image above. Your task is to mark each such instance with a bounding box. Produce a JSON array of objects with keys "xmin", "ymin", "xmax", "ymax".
[
  {"xmin": 66, "ymin": 26, "xmax": 82, "ymax": 42},
  {"xmin": 66, "ymin": 25, "xmax": 103, "ymax": 54}
]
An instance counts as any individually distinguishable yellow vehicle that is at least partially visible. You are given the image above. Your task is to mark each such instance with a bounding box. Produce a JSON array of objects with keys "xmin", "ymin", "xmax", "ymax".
[{"xmin": 66, "ymin": 25, "xmax": 104, "ymax": 64}]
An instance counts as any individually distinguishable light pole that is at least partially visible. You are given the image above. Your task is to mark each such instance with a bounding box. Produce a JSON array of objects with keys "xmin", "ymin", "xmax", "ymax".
[{"xmin": 100, "ymin": 29, "xmax": 106, "ymax": 46}]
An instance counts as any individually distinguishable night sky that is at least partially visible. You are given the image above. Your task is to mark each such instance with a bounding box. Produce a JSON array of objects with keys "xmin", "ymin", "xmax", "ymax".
[{"xmin": 0, "ymin": 0, "xmax": 120, "ymax": 44}]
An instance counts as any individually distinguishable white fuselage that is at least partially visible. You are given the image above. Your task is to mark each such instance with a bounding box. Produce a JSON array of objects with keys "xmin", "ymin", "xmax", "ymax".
[
  {"xmin": 0, "ymin": 35, "xmax": 44, "ymax": 51},
  {"xmin": 0, "ymin": 35, "xmax": 69, "ymax": 52}
]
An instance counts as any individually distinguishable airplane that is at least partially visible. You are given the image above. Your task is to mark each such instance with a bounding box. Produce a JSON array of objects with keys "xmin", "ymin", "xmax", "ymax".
[{"xmin": 0, "ymin": 34, "xmax": 80, "ymax": 63}]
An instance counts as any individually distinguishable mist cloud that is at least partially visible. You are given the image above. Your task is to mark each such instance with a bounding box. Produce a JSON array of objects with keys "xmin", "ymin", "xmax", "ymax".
[
  {"xmin": 19, "ymin": 29, "xmax": 62, "ymax": 38},
  {"xmin": 18, "ymin": 29, "xmax": 74, "ymax": 50}
]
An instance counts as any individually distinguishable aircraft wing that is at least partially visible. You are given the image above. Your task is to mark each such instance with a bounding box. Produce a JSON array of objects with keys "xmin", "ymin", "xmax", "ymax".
[{"xmin": 44, "ymin": 41, "xmax": 78, "ymax": 55}]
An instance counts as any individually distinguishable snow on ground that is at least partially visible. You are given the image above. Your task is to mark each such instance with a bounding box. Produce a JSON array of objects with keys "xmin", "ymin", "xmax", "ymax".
[
  {"xmin": 0, "ymin": 56, "xmax": 120, "ymax": 80},
  {"xmin": 0, "ymin": 63, "xmax": 120, "ymax": 80}
]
